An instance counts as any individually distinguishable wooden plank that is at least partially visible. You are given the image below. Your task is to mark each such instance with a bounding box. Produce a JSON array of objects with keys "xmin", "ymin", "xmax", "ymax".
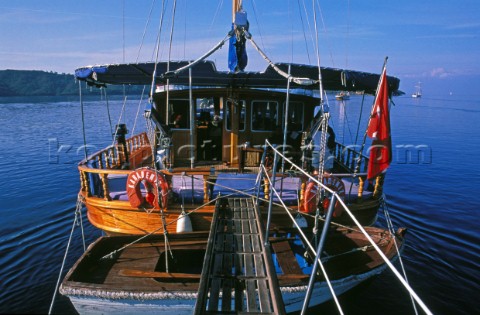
[
  {"xmin": 118, "ymin": 269, "xmax": 201, "ymax": 279},
  {"xmin": 271, "ymin": 240, "xmax": 304, "ymax": 275}
]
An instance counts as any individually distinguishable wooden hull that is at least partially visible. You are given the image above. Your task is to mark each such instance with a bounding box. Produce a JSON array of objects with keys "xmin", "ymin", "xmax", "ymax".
[
  {"xmin": 83, "ymin": 193, "xmax": 381, "ymax": 235},
  {"xmin": 64, "ymin": 268, "xmax": 388, "ymax": 315},
  {"xmin": 60, "ymin": 227, "xmax": 404, "ymax": 314},
  {"xmin": 83, "ymin": 193, "xmax": 214, "ymax": 235}
]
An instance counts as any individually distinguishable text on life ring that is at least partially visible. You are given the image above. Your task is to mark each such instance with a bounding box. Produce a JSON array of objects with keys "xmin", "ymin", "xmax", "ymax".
[{"xmin": 126, "ymin": 168, "xmax": 168, "ymax": 209}]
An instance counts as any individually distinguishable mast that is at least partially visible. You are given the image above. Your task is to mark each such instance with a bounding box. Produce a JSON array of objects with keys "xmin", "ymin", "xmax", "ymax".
[
  {"xmin": 232, "ymin": 0, "xmax": 242, "ymax": 22},
  {"xmin": 229, "ymin": 0, "xmax": 245, "ymax": 165}
]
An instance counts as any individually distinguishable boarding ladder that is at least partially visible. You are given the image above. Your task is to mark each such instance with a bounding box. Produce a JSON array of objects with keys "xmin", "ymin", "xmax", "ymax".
[{"xmin": 194, "ymin": 197, "xmax": 286, "ymax": 315}]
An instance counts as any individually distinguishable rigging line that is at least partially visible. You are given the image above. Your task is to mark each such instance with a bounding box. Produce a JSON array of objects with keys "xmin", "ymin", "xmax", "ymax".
[
  {"xmin": 245, "ymin": 31, "xmax": 316, "ymax": 85},
  {"xmin": 300, "ymin": 0, "xmax": 316, "ymax": 61},
  {"xmin": 103, "ymin": 88, "xmax": 114, "ymax": 140},
  {"xmin": 164, "ymin": 0, "xmax": 178, "ymax": 127},
  {"xmin": 315, "ymin": 0, "xmax": 335, "ymax": 68},
  {"xmin": 167, "ymin": 33, "xmax": 232, "ymax": 76},
  {"xmin": 354, "ymin": 92, "xmax": 366, "ymax": 146},
  {"xmin": 99, "ymin": 194, "xmax": 227, "ymax": 261},
  {"xmin": 382, "ymin": 197, "xmax": 419, "ymax": 315},
  {"xmin": 110, "ymin": 96, "xmax": 129, "ymax": 150},
  {"xmin": 208, "ymin": 0, "xmax": 223, "ymax": 36},
  {"xmin": 48, "ymin": 195, "xmax": 84, "ymax": 315},
  {"xmin": 183, "ymin": 0, "xmax": 187, "ymax": 58},
  {"xmin": 149, "ymin": 0, "xmax": 167, "ymax": 99},
  {"xmin": 79, "ymin": 82, "xmax": 88, "ymax": 160},
  {"xmin": 251, "ymin": 0, "xmax": 267, "ymax": 53},
  {"xmin": 335, "ymin": 194, "xmax": 433, "ymax": 315},
  {"xmin": 122, "ymin": 0, "xmax": 125, "ymax": 63},
  {"xmin": 312, "ymin": 0, "xmax": 325, "ymax": 103},
  {"xmin": 263, "ymin": 167, "xmax": 344, "ymax": 315},
  {"xmin": 289, "ymin": 0, "xmax": 294, "ymax": 64},
  {"xmin": 297, "ymin": 0, "xmax": 311, "ymax": 64},
  {"xmin": 167, "ymin": 0, "xmax": 178, "ymax": 65},
  {"xmin": 341, "ymin": 102, "xmax": 354, "ymax": 144},
  {"xmin": 135, "ymin": 0, "xmax": 157, "ymax": 63},
  {"xmin": 131, "ymin": 85, "xmax": 147, "ymax": 135}
]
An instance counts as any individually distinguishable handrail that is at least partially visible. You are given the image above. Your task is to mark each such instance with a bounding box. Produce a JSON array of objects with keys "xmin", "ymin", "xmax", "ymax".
[
  {"xmin": 77, "ymin": 132, "xmax": 151, "ymax": 199},
  {"xmin": 261, "ymin": 139, "xmax": 433, "ymax": 315},
  {"xmin": 78, "ymin": 132, "xmax": 150, "ymax": 168}
]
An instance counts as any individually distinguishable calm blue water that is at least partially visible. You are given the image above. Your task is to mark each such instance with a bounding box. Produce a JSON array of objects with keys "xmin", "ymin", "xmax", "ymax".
[{"xmin": 0, "ymin": 93, "xmax": 479, "ymax": 314}]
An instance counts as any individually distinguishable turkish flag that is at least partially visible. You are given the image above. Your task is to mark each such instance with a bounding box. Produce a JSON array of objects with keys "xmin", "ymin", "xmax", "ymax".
[{"xmin": 367, "ymin": 67, "xmax": 392, "ymax": 179}]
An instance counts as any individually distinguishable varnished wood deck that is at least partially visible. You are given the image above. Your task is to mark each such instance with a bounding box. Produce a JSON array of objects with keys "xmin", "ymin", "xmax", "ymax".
[{"xmin": 194, "ymin": 198, "xmax": 286, "ymax": 315}]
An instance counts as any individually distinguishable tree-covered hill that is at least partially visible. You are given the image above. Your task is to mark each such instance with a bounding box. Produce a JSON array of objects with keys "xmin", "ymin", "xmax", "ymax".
[{"xmin": 0, "ymin": 70, "xmax": 143, "ymax": 96}]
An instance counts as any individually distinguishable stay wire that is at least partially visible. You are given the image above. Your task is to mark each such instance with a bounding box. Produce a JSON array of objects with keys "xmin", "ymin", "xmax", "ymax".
[
  {"xmin": 79, "ymin": 82, "xmax": 88, "ymax": 160},
  {"xmin": 297, "ymin": 0, "xmax": 311, "ymax": 64},
  {"xmin": 354, "ymin": 92, "xmax": 366, "ymax": 146},
  {"xmin": 135, "ymin": 0, "xmax": 157, "ymax": 63},
  {"xmin": 382, "ymin": 196, "xmax": 419, "ymax": 315},
  {"xmin": 48, "ymin": 195, "xmax": 85, "ymax": 315},
  {"xmin": 103, "ymin": 87, "xmax": 114, "ymax": 140}
]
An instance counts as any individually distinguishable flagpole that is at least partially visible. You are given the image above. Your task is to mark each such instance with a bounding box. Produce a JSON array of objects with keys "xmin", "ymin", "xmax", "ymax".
[{"xmin": 353, "ymin": 56, "xmax": 389, "ymax": 176}]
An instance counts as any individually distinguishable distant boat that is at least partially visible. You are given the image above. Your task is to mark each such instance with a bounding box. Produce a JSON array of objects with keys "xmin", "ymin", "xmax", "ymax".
[
  {"xmin": 412, "ymin": 83, "xmax": 422, "ymax": 98},
  {"xmin": 335, "ymin": 91, "xmax": 350, "ymax": 100}
]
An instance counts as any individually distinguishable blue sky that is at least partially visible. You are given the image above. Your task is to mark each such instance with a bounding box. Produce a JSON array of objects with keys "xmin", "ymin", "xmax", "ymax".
[{"xmin": 1, "ymin": 0, "xmax": 479, "ymax": 96}]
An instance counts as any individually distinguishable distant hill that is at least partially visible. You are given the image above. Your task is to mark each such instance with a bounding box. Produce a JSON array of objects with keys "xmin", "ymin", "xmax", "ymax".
[{"xmin": 0, "ymin": 70, "xmax": 143, "ymax": 97}]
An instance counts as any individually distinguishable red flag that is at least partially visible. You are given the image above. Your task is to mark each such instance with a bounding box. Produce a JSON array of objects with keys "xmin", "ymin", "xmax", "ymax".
[{"xmin": 367, "ymin": 66, "xmax": 392, "ymax": 179}]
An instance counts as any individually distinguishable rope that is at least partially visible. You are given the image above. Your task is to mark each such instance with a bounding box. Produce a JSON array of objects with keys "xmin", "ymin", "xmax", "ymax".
[
  {"xmin": 131, "ymin": 85, "xmax": 147, "ymax": 136},
  {"xmin": 102, "ymin": 88, "xmax": 114, "ymax": 139},
  {"xmin": 169, "ymin": 0, "xmax": 178, "ymax": 50},
  {"xmin": 334, "ymin": 194, "xmax": 433, "ymax": 315},
  {"xmin": 297, "ymin": 0, "xmax": 311, "ymax": 64},
  {"xmin": 48, "ymin": 195, "xmax": 85, "ymax": 315},
  {"xmin": 312, "ymin": 0, "xmax": 326, "ymax": 102},
  {"xmin": 165, "ymin": 33, "xmax": 232, "ymax": 77},
  {"xmin": 148, "ymin": 0, "xmax": 168, "ymax": 101},
  {"xmin": 79, "ymin": 82, "xmax": 88, "ymax": 160},
  {"xmin": 354, "ymin": 92, "xmax": 366, "ymax": 146},
  {"xmin": 382, "ymin": 196, "xmax": 419, "ymax": 315},
  {"xmin": 135, "ymin": 0, "xmax": 157, "ymax": 63},
  {"xmin": 245, "ymin": 31, "xmax": 316, "ymax": 86}
]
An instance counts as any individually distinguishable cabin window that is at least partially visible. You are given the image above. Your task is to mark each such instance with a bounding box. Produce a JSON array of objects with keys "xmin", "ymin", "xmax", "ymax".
[
  {"xmin": 195, "ymin": 97, "xmax": 222, "ymax": 126},
  {"xmin": 169, "ymin": 99, "xmax": 190, "ymax": 129},
  {"xmin": 225, "ymin": 99, "xmax": 246, "ymax": 131},
  {"xmin": 285, "ymin": 101, "xmax": 304, "ymax": 131},
  {"xmin": 251, "ymin": 101, "xmax": 279, "ymax": 131}
]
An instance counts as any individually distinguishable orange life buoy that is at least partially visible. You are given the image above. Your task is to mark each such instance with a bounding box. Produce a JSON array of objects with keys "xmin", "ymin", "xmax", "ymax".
[
  {"xmin": 301, "ymin": 176, "xmax": 346, "ymax": 217},
  {"xmin": 301, "ymin": 181, "xmax": 318, "ymax": 214},
  {"xmin": 126, "ymin": 168, "xmax": 169, "ymax": 209},
  {"xmin": 322, "ymin": 175, "xmax": 345, "ymax": 217}
]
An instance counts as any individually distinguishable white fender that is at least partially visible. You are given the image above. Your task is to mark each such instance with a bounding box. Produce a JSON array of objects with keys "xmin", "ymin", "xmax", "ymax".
[{"xmin": 176, "ymin": 211, "xmax": 193, "ymax": 233}]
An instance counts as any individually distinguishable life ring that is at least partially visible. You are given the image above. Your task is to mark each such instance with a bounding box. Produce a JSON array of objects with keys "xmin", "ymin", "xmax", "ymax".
[
  {"xmin": 126, "ymin": 168, "xmax": 169, "ymax": 209},
  {"xmin": 301, "ymin": 176, "xmax": 345, "ymax": 217},
  {"xmin": 301, "ymin": 181, "xmax": 318, "ymax": 214},
  {"xmin": 321, "ymin": 175, "xmax": 345, "ymax": 217}
]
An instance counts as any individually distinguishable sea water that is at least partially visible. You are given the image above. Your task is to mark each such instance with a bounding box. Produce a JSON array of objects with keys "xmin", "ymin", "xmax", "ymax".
[{"xmin": 0, "ymin": 94, "xmax": 478, "ymax": 314}]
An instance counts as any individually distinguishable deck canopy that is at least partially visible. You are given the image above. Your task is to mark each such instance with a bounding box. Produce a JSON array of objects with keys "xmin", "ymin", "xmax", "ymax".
[{"xmin": 75, "ymin": 60, "xmax": 401, "ymax": 96}]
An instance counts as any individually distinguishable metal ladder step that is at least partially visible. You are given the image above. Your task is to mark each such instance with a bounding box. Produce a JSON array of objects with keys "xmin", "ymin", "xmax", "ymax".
[{"xmin": 194, "ymin": 197, "xmax": 285, "ymax": 315}]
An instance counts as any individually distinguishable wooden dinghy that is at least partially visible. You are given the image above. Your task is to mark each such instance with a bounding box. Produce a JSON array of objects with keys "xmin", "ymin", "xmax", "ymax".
[{"xmin": 60, "ymin": 204, "xmax": 406, "ymax": 314}]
